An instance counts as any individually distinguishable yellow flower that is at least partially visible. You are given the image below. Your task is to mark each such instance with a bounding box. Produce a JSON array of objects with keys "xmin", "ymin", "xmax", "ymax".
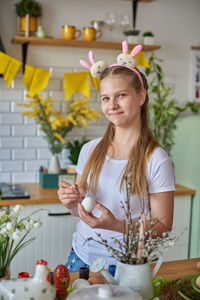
[
  {"xmin": 17, "ymin": 94, "xmax": 102, "ymax": 154},
  {"xmin": 54, "ymin": 133, "xmax": 66, "ymax": 144}
]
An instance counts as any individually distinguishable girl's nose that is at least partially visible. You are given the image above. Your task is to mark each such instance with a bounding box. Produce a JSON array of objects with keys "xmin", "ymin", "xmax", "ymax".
[{"xmin": 109, "ymin": 97, "xmax": 118, "ymax": 109}]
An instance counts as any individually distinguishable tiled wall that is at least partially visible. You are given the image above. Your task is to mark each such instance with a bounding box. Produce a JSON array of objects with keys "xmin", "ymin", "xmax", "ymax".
[{"xmin": 0, "ymin": 67, "xmax": 108, "ymax": 183}]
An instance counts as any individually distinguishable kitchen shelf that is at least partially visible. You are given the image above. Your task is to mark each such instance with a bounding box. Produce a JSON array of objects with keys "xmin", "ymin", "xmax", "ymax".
[
  {"xmin": 11, "ymin": 35, "xmax": 161, "ymax": 51},
  {"xmin": 191, "ymin": 46, "xmax": 200, "ymax": 50},
  {"xmin": 122, "ymin": 0, "xmax": 154, "ymax": 2}
]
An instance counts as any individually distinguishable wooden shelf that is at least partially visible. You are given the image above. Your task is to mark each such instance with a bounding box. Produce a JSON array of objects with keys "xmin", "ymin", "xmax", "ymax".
[
  {"xmin": 191, "ymin": 46, "xmax": 200, "ymax": 50},
  {"xmin": 11, "ymin": 35, "xmax": 161, "ymax": 51},
  {"xmin": 121, "ymin": 0, "xmax": 154, "ymax": 2}
]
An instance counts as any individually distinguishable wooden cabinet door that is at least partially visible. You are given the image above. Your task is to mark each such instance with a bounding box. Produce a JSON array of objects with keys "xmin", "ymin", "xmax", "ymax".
[{"xmin": 10, "ymin": 203, "xmax": 78, "ymax": 278}]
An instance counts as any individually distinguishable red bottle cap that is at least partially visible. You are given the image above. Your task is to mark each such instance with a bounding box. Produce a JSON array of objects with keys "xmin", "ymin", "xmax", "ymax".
[
  {"xmin": 18, "ymin": 272, "xmax": 30, "ymax": 278},
  {"xmin": 36, "ymin": 259, "xmax": 47, "ymax": 265}
]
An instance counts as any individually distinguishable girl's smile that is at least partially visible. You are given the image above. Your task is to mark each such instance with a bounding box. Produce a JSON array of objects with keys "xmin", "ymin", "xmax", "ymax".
[{"xmin": 100, "ymin": 75, "xmax": 144, "ymax": 128}]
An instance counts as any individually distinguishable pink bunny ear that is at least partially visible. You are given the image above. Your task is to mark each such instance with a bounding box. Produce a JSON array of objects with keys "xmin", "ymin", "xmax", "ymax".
[
  {"xmin": 80, "ymin": 60, "xmax": 91, "ymax": 70},
  {"xmin": 88, "ymin": 51, "xmax": 96, "ymax": 64},
  {"xmin": 130, "ymin": 45, "xmax": 142, "ymax": 57},
  {"xmin": 122, "ymin": 40, "xmax": 128, "ymax": 54}
]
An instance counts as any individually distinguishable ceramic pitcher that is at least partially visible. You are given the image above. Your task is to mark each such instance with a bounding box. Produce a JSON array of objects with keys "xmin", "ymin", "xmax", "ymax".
[{"xmin": 101, "ymin": 253, "xmax": 163, "ymax": 300}]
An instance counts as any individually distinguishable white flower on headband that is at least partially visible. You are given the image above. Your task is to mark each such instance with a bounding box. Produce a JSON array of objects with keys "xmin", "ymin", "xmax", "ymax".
[
  {"xmin": 80, "ymin": 41, "xmax": 143, "ymax": 79},
  {"xmin": 116, "ymin": 41, "xmax": 142, "ymax": 68},
  {"xmin": 80, "ymin": 51, "xmax": 108, "ymax": 78}
]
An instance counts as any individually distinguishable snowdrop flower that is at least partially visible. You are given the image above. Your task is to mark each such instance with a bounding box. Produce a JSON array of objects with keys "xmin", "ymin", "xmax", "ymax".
[
  {"xmin": 25, "ymin": 222, "xmax": 33, "ymax": 232},
  {"xmin": 33, "ymin": 221, "xmax": 42, "ymax": 228},
  {"xmin": 12, "ymin": 229, "xmax": 21, "ymax": 241},
  {"xmin": 0, "ymin": 210, "xmax": 6, "ymax": 220},
  {"xmin": 13, "ymin": 205, "xmax": 24, "ymax": 215},
  {"xmin": 5, "ymin": 222, "xmax": 14, "ymax": 233}
]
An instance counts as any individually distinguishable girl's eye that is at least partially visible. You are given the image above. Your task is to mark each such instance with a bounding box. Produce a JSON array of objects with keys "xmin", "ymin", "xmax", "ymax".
[
  {"xmin": 118, "ymin": 93, "xmax": 125, "ymax": 98},
  {"xmin": 102, "ymin": 97, "xmax": 109, "ymax": 102}
]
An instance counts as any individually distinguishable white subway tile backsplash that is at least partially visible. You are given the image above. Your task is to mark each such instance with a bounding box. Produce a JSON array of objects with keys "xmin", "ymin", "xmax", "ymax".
[
  {"xmin": 12, "ymin": 125, "xmax": 36, "ymax": 136},
  {"xmin": 46, "ymin": 78, "xmax": 62, "ymax": 90},
  {"xmin": 0, "ymin": 149, "xmax": 11, "ymax": 160},
  {"xmin": 24, "ymin": 160, "xmax": 48, "ymax": 171},
  {"xmin": 0, "ymin": 172, "xmax": 11, "ymax": 183},
  {"xmin": 0, "ymin": 114, "xmax": 23, "ymax": 124},
  {"xmin": 1, "ymin": 90, "xmax": 22, "ymax": 101},
  {"xmin": 0, "ymin": 69, "xmax": 102, "ymax": 183},
  {"xmin": 0, "ymin": 125, "xmax": 10, "ymax": 136},
  {"xmin": 1, "ymin": 137, "xmax": 23, "ymax": 148},
  {"xmin": 11, "ymin": 102, "xmax": 27, "ymax": 113},
  {"xmin": 24, "ymin": 137, "xmax": 48, "ymax": 148},
  {"xmin": 37, "ymin": 148, "xmax": 51, "ymax": 160},
  {"xmin": 0, "ymin": 79, "xmax": 7, "ymax": 89},
  {"xmin": 12, "ymin": 149, "xmax": 36, "ymax": 160},
  {"xmin": 12, "ymin": 172, "xmax": 37, "ymax": 183},
  {"xmin": 24, "ymin": 117, "xmax": 36, "ymax": 125},
  {"xmin": 86, "ymin": 124, "xmax": 106, "ymax": 137},
  {"xmin": 50, "ymin": 67, "xmax": 73, "ymax": 78},
  {"xmin": 48, "ymin": 90, "xmax": 65, "ymax": 101},
  {"xmin": 1, "ymin": 161, "xmax": 23, "ymax": 172},
  {"xmin": 13, "ymin": 77, "xmax": 25, "ymax": 89},
  {"xmin": 52, "ymin": 101, "xmax": 61, "ymax": 111},
  {"xmin": 67, "ymin": 127, "xmax": 86, "ymax": 137},
  {"xmin": 0, "ymin": 101, "xmax": 10, "ymax": 112}
]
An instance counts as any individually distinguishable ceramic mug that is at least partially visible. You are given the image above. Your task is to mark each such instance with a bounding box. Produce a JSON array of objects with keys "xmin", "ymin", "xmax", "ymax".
[
  {"xmin": 62, "ymin": 25, "xmax": 81, "ymax": 40},
  {"xmin": 82, "ymin": 27, "xmax": 102, "ymax": 41}
]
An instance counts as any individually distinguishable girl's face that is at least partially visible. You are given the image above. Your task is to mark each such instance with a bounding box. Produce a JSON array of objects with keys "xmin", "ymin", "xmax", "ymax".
[{"xmin": 100, "ymin": 74, "xmax": 145, "ymax": 129}]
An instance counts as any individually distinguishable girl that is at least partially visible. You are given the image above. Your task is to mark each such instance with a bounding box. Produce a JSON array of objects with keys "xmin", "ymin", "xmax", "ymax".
[{"xmin": 58, "ymin": 49, "xmax": 175, "ymax": 272}]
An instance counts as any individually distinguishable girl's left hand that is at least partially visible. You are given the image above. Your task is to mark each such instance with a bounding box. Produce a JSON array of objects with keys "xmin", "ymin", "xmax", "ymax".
[{"xmin": 78, "ymin": 201, "xmax": 122, "ymax": 232}]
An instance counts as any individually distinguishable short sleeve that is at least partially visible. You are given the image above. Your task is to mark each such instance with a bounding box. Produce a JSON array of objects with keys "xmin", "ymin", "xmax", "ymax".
[
  {"xmin": 147, "ymin": 147, "xmax": 175, "ymax": 194},
  {"xmin": 76, "ymin": 137, "xmax": 102, "ymax": 175}
]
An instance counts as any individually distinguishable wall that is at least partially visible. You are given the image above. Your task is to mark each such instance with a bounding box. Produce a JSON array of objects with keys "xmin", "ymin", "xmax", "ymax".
[{"xmin": 0, "ymin": 0, "xmax": 199, "ymax": 177}]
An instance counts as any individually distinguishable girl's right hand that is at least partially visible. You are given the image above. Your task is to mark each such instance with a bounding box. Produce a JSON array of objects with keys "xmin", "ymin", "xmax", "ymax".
[{"xmin": 58, "ymin": 181, "xmax": 83, "ymax": 215}]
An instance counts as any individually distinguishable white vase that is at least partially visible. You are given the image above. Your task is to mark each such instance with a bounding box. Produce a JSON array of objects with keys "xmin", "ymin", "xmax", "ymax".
[
  {"xmin": 101, "ymin": 252, "xmax": 163, "ymax": 300},
  {"xmin": 143, "ymin": 36, "xmax": 154, "ymax": 45},
  {"xmin": 48, "ymin": 155, "xmax": 61, "ymax": 174},
  {"xmin": 127, "ymin": 35, "xmax": 139, "ymax": 44}
]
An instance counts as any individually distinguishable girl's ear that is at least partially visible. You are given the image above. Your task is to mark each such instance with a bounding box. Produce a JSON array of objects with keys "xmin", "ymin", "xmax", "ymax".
[{"xmin": 139, "ymin": 89, "xmax": 146, "ymax": 106}]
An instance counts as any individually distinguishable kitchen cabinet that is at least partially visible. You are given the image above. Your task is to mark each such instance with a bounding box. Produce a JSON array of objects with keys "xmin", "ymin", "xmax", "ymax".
[
  {"xmin": 3, "ymin": 184, "xmax": 195, "ymax": 277},
  {"xmin": 10, "ymin": 203, "xmax": 78, "ymax": 278}
]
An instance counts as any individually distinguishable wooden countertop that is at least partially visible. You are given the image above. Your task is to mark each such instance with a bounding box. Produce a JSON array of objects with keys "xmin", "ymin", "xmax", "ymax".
[
  {"xmin": 0, "ymin": 183, "xmax": 196, "ymax": 206},
  {"xmin": 69, "ymin": 257, "xmax": 200, "ymax": 287}
]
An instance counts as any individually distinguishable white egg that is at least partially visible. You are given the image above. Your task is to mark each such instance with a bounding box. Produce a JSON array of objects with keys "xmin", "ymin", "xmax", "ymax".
[{"xmin": 82, "ymin": 197, "xmax": 95, "ymax": 213}]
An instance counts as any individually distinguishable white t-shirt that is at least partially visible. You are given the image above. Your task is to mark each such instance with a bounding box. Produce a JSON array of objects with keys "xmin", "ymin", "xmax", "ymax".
[{"xmin": 72, "ymin": 137, "xmax": 175, "ymax": 267}]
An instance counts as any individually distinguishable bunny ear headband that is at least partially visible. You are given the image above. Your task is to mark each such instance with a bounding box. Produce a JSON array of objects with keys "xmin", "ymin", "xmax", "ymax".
[{"xmin": 80, "ymin": 40, "xmax": 144, "ymax": 87}]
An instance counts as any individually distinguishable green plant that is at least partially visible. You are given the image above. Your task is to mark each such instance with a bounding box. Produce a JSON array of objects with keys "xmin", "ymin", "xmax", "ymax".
[
  {"xmin": 123, "ymin": 29, "xmax": 140, "ymax": 36},
  {"xmin": 0, "ymin": 191, "xmax": 42, "ymax": 278},
  {"xmin": 18, "ymin": 94, "xmax": 101, "ymax": 155},
  {"xmin": 15, "ymin": 0, "xmax": 42, "ymax": 17},
  {"xmin": 66, "ymin": 137, "xmax": 90, "ymax": 165},
  {"xmin": 143, "ymin": 31, "xmax": 154, "ymax": 37},
  {"xmin": 145, "ymin": 53, "xmax": 200, "ymax": 155}
]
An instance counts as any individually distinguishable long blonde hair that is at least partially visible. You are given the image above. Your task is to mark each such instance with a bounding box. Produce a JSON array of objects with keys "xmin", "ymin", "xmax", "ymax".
[{"xmin": 79, "ymin": 67, "xmax": 159, "ymax": 197}]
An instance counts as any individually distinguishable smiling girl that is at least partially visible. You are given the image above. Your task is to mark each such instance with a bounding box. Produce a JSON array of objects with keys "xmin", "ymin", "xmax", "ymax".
[{"xmin": 58, "ymin": 48, "xmax": 175, "ymax": 272}]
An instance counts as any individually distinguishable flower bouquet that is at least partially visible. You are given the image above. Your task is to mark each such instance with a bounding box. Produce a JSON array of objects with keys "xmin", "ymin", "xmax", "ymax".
[
  {"xmin": 0, "ymin": 191, "xmax": 42, "ymax": 278},
  {"xmin": 89, "ymin": 173, "xmax": 175, "ymax": 265},
  {"xmin": 18, "ymin": 94, "xmax": 102, "ymax": 173}
]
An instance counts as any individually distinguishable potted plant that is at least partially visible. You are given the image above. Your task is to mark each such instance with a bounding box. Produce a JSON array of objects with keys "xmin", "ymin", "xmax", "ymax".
[
  {"xmin": 15, "ymin": 0, "xmax": 42, "ymax": 33},
  {"xmin": 143, "ymin": 31, "xmax": 154, "ymax": 45},
  {"xmin": 0, "ymin": 190, "xmax": 42, "ymax": 279},
  {"xmin": 18, "ymin": 95, "xmax": 100, "ymax": 174},
  {"xmin": 145, "ymin": 53, "xmax": 200, "ymax": 155},
  {"xmin": 88, "ymin": 174, "xmax": 175, "ymax": 299},
  {"xmin": 123, "ymin": 29, "xmax": 140, "ymax": 44},
  {"xmin": 66, "ymin": 137, "xmax": 90, "ymax": 173}
]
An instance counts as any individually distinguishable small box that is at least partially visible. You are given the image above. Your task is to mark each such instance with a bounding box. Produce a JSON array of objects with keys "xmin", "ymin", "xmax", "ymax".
[{"xmin": 39, "ymin": 170, "xmax": 76, "ymax": 189}]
